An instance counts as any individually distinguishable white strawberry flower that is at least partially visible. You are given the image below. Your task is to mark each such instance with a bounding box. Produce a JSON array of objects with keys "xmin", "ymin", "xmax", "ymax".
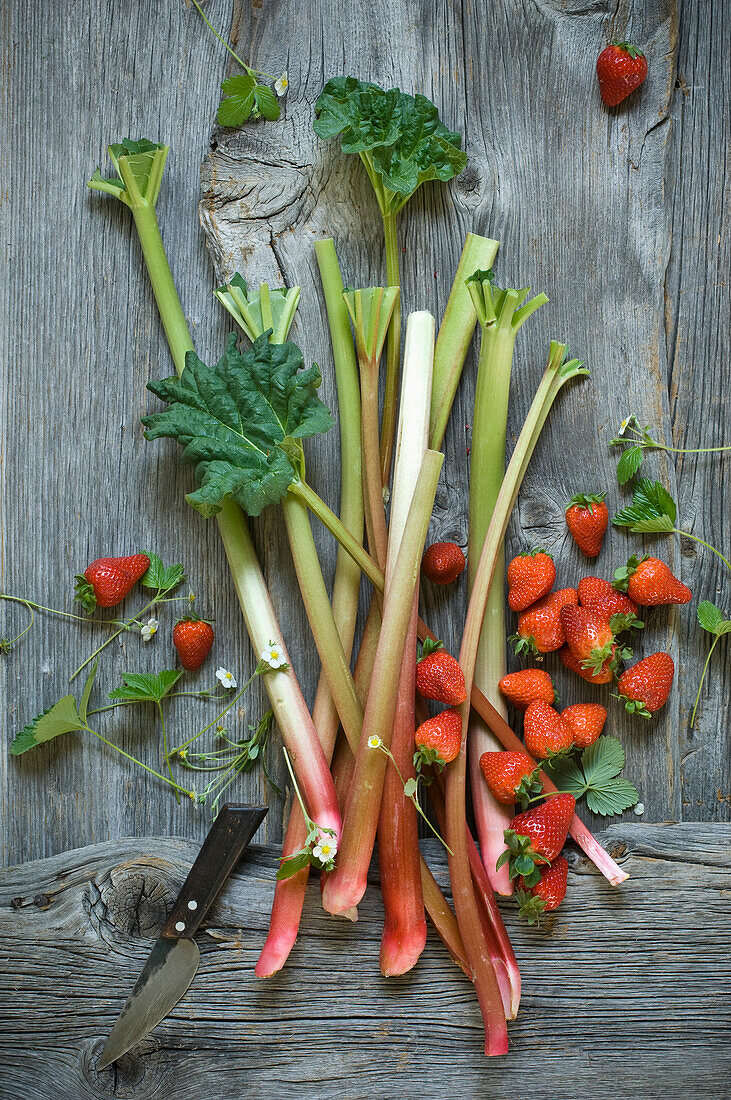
[
  {"xmin": 261, "ymin": 640, "xmax": 287, "ymax": 670},
  {"xmin": 274, "ymin": 72, "xmax": 289, "ymax": 97},
  {"xmin": 618, "ymin": 415, "xmax": 635, "ymax": 437},
  {"xmin": 313, "ymin": 838, "xmax": 337, "ymax": 863},
  {"xmin": 215, "ymin": 667, "xmax": 237, "ymax": 690},
  {"xmin": 367, "ymin": 735, "xmax": 382, "ymax": 749},
  {"xmin": 140, "ymin": 617, "xmax": 159, "ymax": 642}
]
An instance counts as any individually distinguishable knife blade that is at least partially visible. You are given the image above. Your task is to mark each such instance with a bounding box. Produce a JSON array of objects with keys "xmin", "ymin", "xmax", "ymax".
[{"xmin": 97, "ymin": 802, "xmax": 267, "ymax": 1070}]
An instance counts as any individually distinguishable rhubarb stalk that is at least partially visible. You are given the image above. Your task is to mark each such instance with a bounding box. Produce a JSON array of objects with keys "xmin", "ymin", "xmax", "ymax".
[
  {"xmin": 466, "ymin": 270, "xmax": 548, "ymax": 894},
  {"xmin": 377, "ymin": 311, "xmax": 434, "ymax": 976}
]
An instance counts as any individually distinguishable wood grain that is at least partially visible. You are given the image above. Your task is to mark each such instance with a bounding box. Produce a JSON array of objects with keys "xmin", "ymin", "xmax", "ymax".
[{"xmin": 0, "ymin": 829, "xmax": 728, "ymax": 1098}]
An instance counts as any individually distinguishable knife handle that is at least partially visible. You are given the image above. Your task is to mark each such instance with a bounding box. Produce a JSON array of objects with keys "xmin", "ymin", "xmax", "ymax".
[{"xmin": 162, "ymin": 803, "xmax": 267, "ymax": 940}]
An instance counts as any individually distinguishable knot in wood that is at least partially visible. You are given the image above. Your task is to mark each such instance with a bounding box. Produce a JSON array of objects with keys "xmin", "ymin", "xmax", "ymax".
[
  {"xmin": 89, "ymin": 859, "xmax": 181, "ymax": 942},
  {"xmin": 84, "ymin": 1036, "xmax": 163, "ymax": 1098}
]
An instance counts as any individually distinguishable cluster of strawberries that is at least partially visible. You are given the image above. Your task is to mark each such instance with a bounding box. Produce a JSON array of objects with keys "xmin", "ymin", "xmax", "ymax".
[{"xmin": 75, "ymin": 553, "xmax": 215, "ymax": 671}]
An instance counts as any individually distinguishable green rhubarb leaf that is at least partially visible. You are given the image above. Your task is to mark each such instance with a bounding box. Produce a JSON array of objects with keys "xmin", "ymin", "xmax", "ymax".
[
  {"xmin": 314, "ymin": 77, "xmax": 466, "ymax": 213},
  {"xmin": 140, "ymin": 552, "xmax": 186, "ymax": 594},
  {"xmin": 616, "ymin": 445, "xmax": 644, "ymax": 485},
  {"xmin": 142, "ymin": 332, "xmax": 333, "ymax": 518},
  {"xmin": 108, "ymin": 670, "xmax": 183, "ymax": 704},
  {"xmin": 612, "ymin": 479, "xmax": 677, "ymax": 533},
  {"xmin": 215, "ymin": 274, "xmax": 300, "ymax": 345},
  {"xmin": 10, "ymin": 695, "xmax": 86, "ymax": 755},
  {"xmin": 217, "ymin": 73, "xmax": 257, "ymax": 126}
]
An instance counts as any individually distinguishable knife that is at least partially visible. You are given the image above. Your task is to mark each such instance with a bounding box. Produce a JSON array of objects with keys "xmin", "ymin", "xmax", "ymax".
[{"xmin": 97, "ymin": 802, "xmax": 267, "ymax": 1070}]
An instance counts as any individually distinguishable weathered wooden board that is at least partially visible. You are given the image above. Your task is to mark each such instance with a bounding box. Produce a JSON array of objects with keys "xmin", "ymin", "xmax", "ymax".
[{"xmin": 0, "ymin": 828, "xmax": 729, "ymax": 1099}]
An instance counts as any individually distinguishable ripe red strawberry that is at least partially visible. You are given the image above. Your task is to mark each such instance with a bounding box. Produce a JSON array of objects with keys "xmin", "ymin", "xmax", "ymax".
[
  {"xmin": 414, "ymin": 708, "xmax": 462, "ymax": 764},
  {"xmin": 498, "ymin": 668, "xmax": 556, "ymax": 711},
  {"xmin": 560, "ymin": 604, "xmax": 619, "ymax": 678},
  {"xmin": 75, "ymin": 553, "xmax": 150, "ymax": 611},
  {"xmin": 558, "ymin": 644, "xmax": 616, "ymax": 685},
  {"xmin": 517, "ymin": 855, "xmax": 568, "ymax": 924},
  {"xmin": 561, "ymin": 703, "xmax": 607, "ymax": 748},
  {"xmin": 498, "ymin": 793, "xmax": 576, "ymax": 884},
  {"xmin": 421, "ymin": 542, "xmax": 466, "ymax": 585},
  {"xmin": 614, "ymin": 555, "xmax": 691, "ymax": 606},
  {"xmin": 479, "ymin": 751, "xmax": 542, "ymax": 805},
  {"xmin": 616, "ymin": 652, "xmax": 674, "ymax": 718},
  {"xmin": 172, "ymin": 616, "xmax": 215, "ymax": 671},
  {"xmin": 565, "ymin": 493, "xmax": 609, "ymax": 557},
  {"xmin": 415, "ymin": 647, "xmax": 466, "ymax": 705},
  {"xmin": 507, "ymin": 549, "xmax": 556, "ymax": 612},
  {"xmin": 512, "ymin": 588, "xmax": 579, "ymax": 657},
  {"xmin": 523, "ymin": 701, "xmax": 574, "ymax": 759},
  {"xmin": 578, "ymin": 576, "xmax": 639, "ymax": 624},
  {"xmin": 596, "ymin": 41, "xmax": 648, "ymax": 107}
]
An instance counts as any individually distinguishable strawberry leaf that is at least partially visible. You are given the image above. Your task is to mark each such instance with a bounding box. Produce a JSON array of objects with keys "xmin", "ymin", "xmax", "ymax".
[
  {"xmin": 546, "ymin": 736, "xmax": 637, "ymax": 816},
  {"xmin": 78, "ymin": 662, "xmax": 98, "ymax": 725},
  {"xmin": 141, "ymin": 552, "xmax": 186, "ymax": 594},
  {"xmin": 276, "ymin": 849, "xmax": 312, "ymax": 880},
  {"xmin": 697, "ymin": 600, "xmax": 731, "ymax": 636},
  {"xmin": 581, "ymin": 735, "xmax": 625, "ymax": 787},
  {"xmin": 217, "ymin": 74, "xmax": 257, "ymax": 127},
  {"xmin": 585, "ymin": 779, "xmax": 639, "ymax": 817},
  {"xmin": 143, "ymin": 333, "xmax": 334, "ymax": 518},
  {"xmin": 612, "ymin": 479, "xmax": 677, "ymax": 533},
  {"xmin": 253, "ymin": 84, "xmax": 280, "ymax": 121},
  {"xmin": 542, "ymin": 755, "xmax": 586, "ymax": 799},
  {"xmin": 10, "ymin": 696, "xmax": 86, "ymax": 755},
  {"xmin": 616, "ymin": 445, "xmax": 644, "ymax": 485},
  {"xmin": 108, "ymin": 670, "xmax": 183, "ymax": 703}
]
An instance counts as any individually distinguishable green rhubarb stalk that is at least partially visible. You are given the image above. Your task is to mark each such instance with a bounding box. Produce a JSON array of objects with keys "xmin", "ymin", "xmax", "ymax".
[
  {"xmin": 465, "ymin": 270, "xmax": 547, "ymax": 896},
  {"xmin": 215, "ymin": 274, "xmax": 301, "ymax": 345},
  {"xmin": 321, "ymin": 449, "xmax": 444, "ymax": 918},
  {"xmin": 429, "ymin": 234, "xmax": 500, "ymax": 450},
  {"xmin": 88, "ymin": 140, "xmax": 341, "ymax": 839}
]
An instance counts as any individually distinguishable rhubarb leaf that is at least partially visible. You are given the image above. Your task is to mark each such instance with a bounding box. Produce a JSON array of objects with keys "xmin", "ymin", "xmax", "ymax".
[
  {"xmin": 612, "ymin": 479, "xmax": 676, "ymax": 533},
  {"xmin": 88, "ymin": 139, "xmax": 168, "ymax": 208},
  {"xmin": 143, "ymin": 332, "xmax": 333, "ymax": 518},
  {"xmin": 108, "ymin": 670, "xmax": 183, "ymax": 703},
  {"xmin": 10, "ymin": 695, "xmax": 86, "ymax": 755},
  {"xmin": 314, "ymin": 77, "xmax": 466, "ymax": 213}
]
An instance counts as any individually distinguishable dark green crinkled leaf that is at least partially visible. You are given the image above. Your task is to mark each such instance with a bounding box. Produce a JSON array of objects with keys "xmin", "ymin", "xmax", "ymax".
[
  {"xmin": 314, "ymin": 77, "xmax": 466, "ymax": 205},
  {"xmin": 10, "ymin": 696, "xmax": 85, "ymax": 755},
  {"xmin": 612, "ymin": 478, "xmax": 677, "ymax": 532},
  {"xmin": 143, "ymin": 332, "xmax": 333, "ymax": 518},
  {"xmin": 108, "ymin": 670, "xmax": 183, "ymax": 703}
]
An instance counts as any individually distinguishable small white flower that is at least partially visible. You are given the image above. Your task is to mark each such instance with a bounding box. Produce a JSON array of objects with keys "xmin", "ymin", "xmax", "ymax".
[
  {"xmin": 215, "ymin": 667, "xmax": 237, "ymax": 690},
  {"xmin": 140, "ymin": 617, "xmax": 159, "ymax": 643},
  {"xmin": 261, "ymin": 641, "xmax": 287, "ymax": 669},
  {"xmin": 367, "ymin": 735, "xmax": 382, "ymax": 749},
  {"xmin": 618, "ymin": 415, "xmax": 634, "ymax": 437},
  {"xmin": 274, "ymin": 72, "xmax": 288, "ymax": 97},
  {"xmin": 633, "ymin": 802, "xmax": 645, "ymax": 816},
  {"xmin": 313, "ymin": 839, "xmax": 337, "ymax": 862}
]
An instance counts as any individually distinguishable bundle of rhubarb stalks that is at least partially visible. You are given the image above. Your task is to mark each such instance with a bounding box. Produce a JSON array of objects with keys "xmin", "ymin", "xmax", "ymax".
[{"xmin": 88, "ymin": 78, "xmax": 630, "ymax": 1056}]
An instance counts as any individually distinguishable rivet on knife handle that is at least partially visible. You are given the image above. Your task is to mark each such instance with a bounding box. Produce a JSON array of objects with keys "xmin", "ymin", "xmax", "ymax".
[{"xmin": 162, "ymin": 803, "xmax": 267, "ymax": 940}]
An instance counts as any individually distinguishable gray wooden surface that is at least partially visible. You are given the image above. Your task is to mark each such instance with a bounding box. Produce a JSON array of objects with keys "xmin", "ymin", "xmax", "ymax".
[
  {"xmin": 1, "ymin": 0, "xmax": 730, "ymax": 1094},
  {"xmin": 0, "ymin": 828, "xmax": 729, "ymax": 1099}
]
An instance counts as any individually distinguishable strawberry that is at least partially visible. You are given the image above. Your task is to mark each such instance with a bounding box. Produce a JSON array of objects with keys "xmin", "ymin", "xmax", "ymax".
[
  {"xmin": 616, "ymin": 652, "xmax": 674, "ymax": 718},
  {"xmin": 479, "ymin": 751, "xmax": 542, "ymax": 806},
  {"xmin": 415, "ymin": 646, "xmax": 467, "ymax": 705},
  {"xmin": 75, "ymin": 553, "xmax": 150, "ymax": 612},
  {"xmin": 498, "ymin": 793, "xmax": 576, "ymax": 885},
  {"xmin": 578, "ymin": 575, "xmax": 639, "ymax": 624},
  {"xmin": 565, "ymin": 493, "xmax": 609, "ymax": 557},
  {"xmin": 517, "ymin": 855, "xmax": 568, "ymax": 925},
  {"xmin": 507, "ymin": 549, "xmax": 556, "ymax": 612},
  {"xmin": 614, "ymin": 555, "xmax": 691, "ymax": 606},
  {"xmin": 498, "ymin": 668, "xmax": 556, "ymax": 712},
  {"xmin": 511, "ymin": 588, "xmax": 579, "ymax": 657},
  {"xmin": 414, "ymin": 708, "xmax": 462, "ymax": 764},
  {"xmin": 560, "ymin": 604, "xmax": 624, "ymax": 679},
  {"xmin": 596, "ymin": 42, "xmax": 648, "ymax": 107},
  {"xmin": 172, "ymin": 616, "xmax": 215, "ymax": 671},
  {"xmin": 523, "ymin": 700, "xmax": 574, "ymax": 759},
  {"xmin": 421, "ymin": 541, "xmax": 466, "ymax": 585},
  {"xmin": 558, "ymin": 644, "xmax": 616, "ymax": 685},
  {"xmin": 561, "ymin": 703, "xmax": 607, "ymax": 748}
]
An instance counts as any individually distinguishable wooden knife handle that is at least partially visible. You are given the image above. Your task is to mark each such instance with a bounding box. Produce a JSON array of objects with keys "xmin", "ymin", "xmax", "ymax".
[{"xmin": 162, "ymin": 803, "xmax": 267, "ymax": 940}]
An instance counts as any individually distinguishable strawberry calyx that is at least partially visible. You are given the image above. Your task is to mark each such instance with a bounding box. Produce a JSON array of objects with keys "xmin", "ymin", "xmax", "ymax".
[
  {"xmin": 174, "ymin": 612, "xmax": 213, "ymax": 626},
  {"xmin": 417, "ymin": 636, "xmax": 443, "ymax": 662},
  {"xmin": 515, "ymin": 546, "xmax": 552, "ymax": 560},
  {"xmin": 74, "ymin": 574, "xmax": 98, "ymax": 613},
  {"xmin": 613, "ymin": 554, "xmax": 648, "ymax": 592},
  {"xmin": 508, "ymin": 632, "xmax": 544, "ymax": 660},
  {"xmin": 609, "ymin": 611, "xmax": 644, "ymax": 634},
  {"xmin": 564, "ymin": 491, "xmax": 607, "ymax": 511},
  {"xmin": 612, "ymin": 691, "xmax": 653, "ymax": 720},
  {"xmin": 497, "ymin": 829, "xmax": 550, "ymax": 886},
  {"xmin": 413, "ymin": 745, "xmax": 446, "ymax": 777},
  {"xmin": 579, "ymin": 638, "xmax": 615, "ymax": 675},
  {"xmin": 609, "ymin": 40, "xmax": 645, "ymax": 59},
  {"xmin": 515, "ymin": 888, "xmax": 548, "ymax": 926},
  {"xmin": 515, "ymin": 767, "xmax": 546, "ymax": 810}
]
